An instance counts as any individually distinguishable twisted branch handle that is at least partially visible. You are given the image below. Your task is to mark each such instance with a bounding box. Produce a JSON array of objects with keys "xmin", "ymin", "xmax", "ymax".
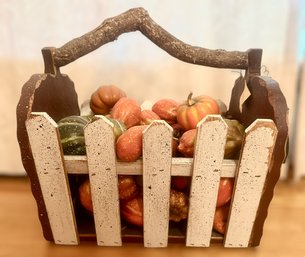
[{"xmin": 43, "ymin": 7, "xmax": 260, "ymax": 74}]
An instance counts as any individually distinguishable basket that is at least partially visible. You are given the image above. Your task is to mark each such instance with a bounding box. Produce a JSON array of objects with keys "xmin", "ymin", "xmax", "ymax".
[{"xmin": 16, "ymin": 7, "xmax": 288, "ymax": 248}]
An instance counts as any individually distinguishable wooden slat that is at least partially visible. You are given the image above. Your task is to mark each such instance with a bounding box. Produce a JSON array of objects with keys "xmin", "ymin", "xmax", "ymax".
[
  {"xmin": 25, "ymin": 112, "xmax": 79, "ymax": 245},
  {"xmin": 224, "ymin": 119, "xmax": 278, "ymax": 247},
  {"xmin": 64, "ymin": 156, "xmax": 238, "ymax": 178},
  {"xmin": 186, "ymin": 115, "xmax": 228, "ymax": 247},
  {"xmin": 142, "ymin": 121, "xmax": 172, "ymax": 247},
  {"xmin": 84, "ymin": 116, "xmax": 122, "ymax": 246}
]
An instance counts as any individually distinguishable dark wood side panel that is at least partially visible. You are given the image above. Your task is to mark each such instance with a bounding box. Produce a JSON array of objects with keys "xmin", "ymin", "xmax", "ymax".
[
  {"xmin": 227, "ymin": 75, "xmax": 289, "ymax": 246},
  {"xmin": 16, "ymin": 73, "xmax": 80, "ymax": 241}
]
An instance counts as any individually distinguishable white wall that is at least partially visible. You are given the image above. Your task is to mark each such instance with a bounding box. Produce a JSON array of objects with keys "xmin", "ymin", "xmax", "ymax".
[{"xmin": 0, "ymin": 0, "xmax": 300, "ymax": 175}]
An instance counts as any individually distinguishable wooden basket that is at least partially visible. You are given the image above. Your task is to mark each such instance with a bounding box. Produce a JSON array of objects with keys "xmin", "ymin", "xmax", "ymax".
[{"xmin": 16, "ymin": 7, "xmax": 288, "ymax": 248}]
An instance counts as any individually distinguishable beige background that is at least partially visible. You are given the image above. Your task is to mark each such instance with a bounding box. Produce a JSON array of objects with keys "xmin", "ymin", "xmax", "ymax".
[{"xmin": 0, "ymin": 0, "xmax": 302, "ymax": 175}]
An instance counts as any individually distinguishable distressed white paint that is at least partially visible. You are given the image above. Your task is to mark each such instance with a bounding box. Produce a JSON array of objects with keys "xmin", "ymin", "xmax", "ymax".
[
  {"xmin": 142, "ymin": 121, "xmax": 172, "ymax": 248},
  {"xmin": 64, "ymin": 156, "xmax": 237, "ymax": 178},
  {"xmin": 224, "ymin": 119, "xmax": 278, "ymax": 247},
  {"xmin": 26, "ymin": 111, "xmax": 279, "ymax": 248},
  {"xmin": 25, "ymin": 112, "xmax": 79, "ymax": 245},
  {"xmin": 186, "ymin": 115, "xmax": 228, "ymax": 247},
  {"xmin": 84, "ymin": 116, "xmax": 122, "ymax": 246}
]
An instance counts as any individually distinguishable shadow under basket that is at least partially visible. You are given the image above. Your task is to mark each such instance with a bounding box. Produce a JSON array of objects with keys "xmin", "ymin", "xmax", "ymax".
[{"xmin": 16, "ymin": 7, "xmax": 288, "ymax": 248}]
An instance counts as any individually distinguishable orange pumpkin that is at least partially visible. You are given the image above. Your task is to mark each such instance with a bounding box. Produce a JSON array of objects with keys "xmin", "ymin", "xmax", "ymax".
[
  {"xmin": 152, "ymin": 98, "xmax": 179, "ymax": 124},
  {"xmin": 216, "ymin": 178, "xmax": 234, "ymax": 207},
  {"xmin": 177, "ymin": 92, "xmax": 220, "ymax": 130},
  {"xmin": 78, "ymin": 179, "xmax": 93, "ymax": 212},
  {"xmin": 120, "ymin": 196, "xmax": 143, "ymax": 227},
  {"xmin": 90, "ymin": 85, "xmax": 126, "ymax": 115},
  {"xmin": 116, "ymin": 125, "xmax": 147, "ymax": 161},
  {"xmin": 118, "ymin": 175, "xmax": 139, "ymax": 201},
  {"xmin": 213, "ymin": 204, "xmax": 230, "ymax": 234},
  {"xmin": 111, "ymin": 97, "xmax": 142, "ymax": 128},
  {"xmin": 177, "ymin": 129, "xmax": 197, "ymax": 157},
  {"xmin": 140, "ymin": 109, "xmax": 160, "ymax": 125}
]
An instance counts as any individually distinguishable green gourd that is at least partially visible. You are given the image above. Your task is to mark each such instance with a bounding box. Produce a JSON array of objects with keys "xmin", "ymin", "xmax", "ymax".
[
  {"xmin": 105, "ymin": 117, "xmax": 127, "ymax": 141},
  {"xmin": 57, "ymin": 115, "xmax": 126, "ymax": 155},
  {"xmin": 224, "ymin": 119, "xmax": 245, "ymax": 159},
  {"xmin": 57, "ymin": 115, "xmax": 92, "ymax": 155}
]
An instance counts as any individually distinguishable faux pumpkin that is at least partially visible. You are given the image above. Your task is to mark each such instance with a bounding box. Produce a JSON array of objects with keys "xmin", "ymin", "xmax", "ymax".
[
  {"xmin": 90, "ymin": 85, "xmax": 126, "ymax": 115},
  {"xmin": 152, "ymin": 98, "xmax": 179, "ymax": 124},
  {"xmin": 216, "ymin": 178, "xmax": 234, "ymax": 207},
  {"xmin": 57, "ymin": 115, "xmax": 92, "ymax": 155},
  {"xmin": 116, "ymin": 125, "xmax": 147, "ymax": 162},
  {"xmin": 105, "ymin": 117, "xmax": 127, "ymax": 141},
  {"xmin": 213, "ymin": 204, "xmax": 230, "ymax": 234},
  {"xmin": 140, "ymin": 109, "xmax": 160, "ymax": 125},
  {"xmin": 111, "ymin": 97, "xmax": 142, "ymax": 128},
  {"xmin": 120, "ymin": 195, "xmax": 144, "ymax": 227},
  {"xmin": 177, "ymin": 129, "xmax": 197, "ymax": 157},
  {"xmin": 177, "ymin": 93, "xmax": 220, "ymax": 130},
  {"xmin": 224, "ymin": 118, "xmax": 245, "ymax": 159},
  {"xmin": 177, "ymin": 118, "xmax": 244, "ymax": 159}
]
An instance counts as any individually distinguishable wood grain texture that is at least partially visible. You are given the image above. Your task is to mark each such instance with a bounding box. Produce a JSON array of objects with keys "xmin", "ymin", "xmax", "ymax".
[
  {"xmin": 186, "ymin": 115, "xmax": 227, "ymax": 247},
  {"xmin": 84, "ymin": 116, "xmax": 122, "ymax": 246},
  {"xmin": 25, "ymin": 112, "xmax": 78, "ymax": 245}
]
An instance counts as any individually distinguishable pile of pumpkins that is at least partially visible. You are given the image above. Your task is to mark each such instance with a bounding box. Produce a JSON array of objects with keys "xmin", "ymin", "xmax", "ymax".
[{"xmin": 57, "ymin": 85, "xmax": 245, "ymax": 234}]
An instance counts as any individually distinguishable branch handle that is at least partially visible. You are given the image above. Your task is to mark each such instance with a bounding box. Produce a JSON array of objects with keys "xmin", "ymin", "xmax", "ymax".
[{"xmin": 42, "ymin": 7, "xmax": 261, "ymax": 75}]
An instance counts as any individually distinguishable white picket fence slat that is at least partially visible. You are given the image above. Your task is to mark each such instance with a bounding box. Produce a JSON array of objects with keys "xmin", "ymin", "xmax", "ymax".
[
  {"xmin": 224, "ymin": 119, "xmax": 278, "ymax": 247},
  {"xmin": 186, "ymin": 115, "xmax": 228, "ymax": 247},
  {"xmin": 26, "ymin": 112, "xmax": 79, "ymax": 245},
  {"xmin": 142, "ymin": 121, "xmax": 172, "ymax": 247},
  {"xmin": 26, "ymin": 112, "xmax": 278, "ymax": 248},
  {"xmin": 84, "ymin": 116, "xmax": 122, "ymax": 246}
]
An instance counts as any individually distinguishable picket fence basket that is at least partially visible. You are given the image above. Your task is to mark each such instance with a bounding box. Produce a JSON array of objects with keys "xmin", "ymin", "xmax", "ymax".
[{"xmin": 16, "ymin": 7, "xmax": 288, "ymax": 248}]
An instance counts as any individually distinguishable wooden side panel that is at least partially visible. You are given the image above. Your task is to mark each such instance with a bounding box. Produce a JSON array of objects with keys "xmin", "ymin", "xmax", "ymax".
[
  {"xmin": 186, "ymin": 115, "xmax": 228, "ymax": 247},
  {"xmin": 228, "ymin": 75, "xmax": 288, "ymax": 246},
  {"xmin": 84, "ymin": 116, "xmax": 122, "ymax": 246},
  {"xmin": 224, "ymin": 119, "xmax": 278, "ymax": 247},
  {"xmin": 16, "ymin": 73, "xmax": 80, "ymax": 242},
  {"xmin": 142, "ymin": 121, "xmax": 173, "ymax": 247},
  {"xmin": 25, "ymin": 112, "xmax": 78, "ymax": 245}
]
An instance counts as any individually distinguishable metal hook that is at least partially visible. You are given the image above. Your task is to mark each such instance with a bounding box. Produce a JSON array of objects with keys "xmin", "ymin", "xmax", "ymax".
[{"xmin": 261, "ymin": 65, "xmax": 269, "ymax": 76}]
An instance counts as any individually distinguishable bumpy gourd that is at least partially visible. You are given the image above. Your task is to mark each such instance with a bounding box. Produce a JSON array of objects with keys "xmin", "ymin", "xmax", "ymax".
[
  {"xmin": 90, "ymin": 85, "xmax": 126, "ymax": 115},
  {"xmin": 57, "ymin": 115, "xmax": 92, "ymax": 155},
  {"xmin": 105, "ymin": 117, "xmax": 127, "ymax": 141},
  {"xmin": 224, "ymin": 118, "xmax": 245, "ymax": 159}
]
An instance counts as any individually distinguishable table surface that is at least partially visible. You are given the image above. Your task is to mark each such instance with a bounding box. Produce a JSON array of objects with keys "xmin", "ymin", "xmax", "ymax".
[{"xmin": 0, "ymin": 176, "xmax": 304, "ymax": 257}]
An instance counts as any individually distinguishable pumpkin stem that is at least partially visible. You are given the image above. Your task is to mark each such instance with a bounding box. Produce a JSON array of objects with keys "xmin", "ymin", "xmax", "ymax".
[{"xmin": 187, "ymin": 92, "xmax": 194, "ymax": 106}]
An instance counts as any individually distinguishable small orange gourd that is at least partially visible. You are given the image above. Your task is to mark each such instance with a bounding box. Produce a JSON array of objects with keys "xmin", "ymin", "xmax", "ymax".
[
  {"xmin": 90, "ymin": 85, "xmax": 126, "ymax": 115},
  {"xmin": 177, "ymin": 92, "xmax": 220, "ymax": 130}
]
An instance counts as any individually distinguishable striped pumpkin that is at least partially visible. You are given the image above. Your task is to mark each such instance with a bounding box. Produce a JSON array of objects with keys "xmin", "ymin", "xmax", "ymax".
[{"xmin": 57, "ymin": 115, "xmax": 92, "ymax": 155}]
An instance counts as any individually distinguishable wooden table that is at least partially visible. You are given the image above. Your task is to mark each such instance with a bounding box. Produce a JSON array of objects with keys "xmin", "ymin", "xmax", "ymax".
[{"xmin": 1, "ymin": 176, "xmax": 304, "ymax": 257}]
